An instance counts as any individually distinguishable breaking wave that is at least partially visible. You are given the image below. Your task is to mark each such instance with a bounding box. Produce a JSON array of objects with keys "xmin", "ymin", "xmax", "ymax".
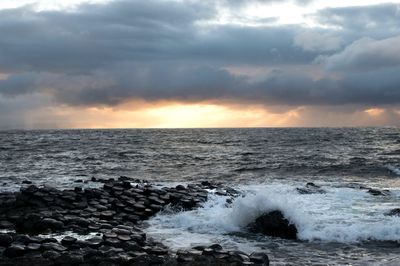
[
  {"xmin": 145, "ymin": 183, "xmax": 400, "ymax": 250},
  {"xmin": 386, "ymin": 165, "xmax": 400, "ymax": 176}
]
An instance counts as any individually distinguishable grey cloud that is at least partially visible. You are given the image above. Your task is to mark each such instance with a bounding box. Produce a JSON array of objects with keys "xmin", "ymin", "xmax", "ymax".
[
  {"xmin": 314, "ymin": 4, "xmax": 400, "ymax": 31},
  {"xmin": 324, "ymin": 36, "xmax": 400, "ymax": 71},
  {"xmin": 0, "ymin": 1, "xmax": 316, "ymax": 75},
  {"xmin": 294, "ymin": 30, "xmax": 343, "ymax": 52},
  {"xmin": 0, "ymin": 0, "xmax": 216, "ymax": 73},
  {"xmin": 0, "ymin": 0, "xmax": 399, "ymax": 114},
  {"xmin": 2, "ymin": 62, "xmax": 400, "ymax": 107},
  {"xmin": 0, "ymin": 72, "xmax": 38, "ymax": 95},
  {"xmin": 222, "ymin": 0, "xmax": 313, "ymax": 8}
]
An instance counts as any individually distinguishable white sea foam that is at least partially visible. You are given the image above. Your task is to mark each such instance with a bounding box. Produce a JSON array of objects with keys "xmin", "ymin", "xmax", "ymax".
[
  {"xmin": 38, "ymin": 231, "xmax": 102, "ymax": 242},
  {"xmin": 386, "ymin": 165, "xmax": 400, "ymax": 176},
  {"xmin": 145, "ymin": 183, "xmax": 400, "ymax": 251}
]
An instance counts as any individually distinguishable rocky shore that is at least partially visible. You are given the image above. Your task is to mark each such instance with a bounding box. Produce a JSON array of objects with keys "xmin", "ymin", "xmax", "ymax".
[{"xmin": 0, "ymin": 177, "xmax": 269, "ymax": 266}]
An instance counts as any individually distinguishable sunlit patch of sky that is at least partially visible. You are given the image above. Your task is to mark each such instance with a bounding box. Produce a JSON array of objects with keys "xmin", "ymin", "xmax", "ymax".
[
  {"xmin": 211, "ymin": 0, "xmax": 400, "ymax": 27},
  {"xmin": 2, "ymin": 0, "xmax": 400, "ymax": 28}
]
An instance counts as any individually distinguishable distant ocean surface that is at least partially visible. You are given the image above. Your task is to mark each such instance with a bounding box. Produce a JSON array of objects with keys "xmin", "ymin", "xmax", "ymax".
[{"xmin": 1, "ymin": 128, "xmax": 400, "ymax": 265}]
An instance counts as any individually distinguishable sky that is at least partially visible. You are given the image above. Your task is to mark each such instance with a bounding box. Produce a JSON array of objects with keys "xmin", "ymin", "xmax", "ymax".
[{"xmin": 0, "ymin": 0, "xmax": 400, "ymax": 128}]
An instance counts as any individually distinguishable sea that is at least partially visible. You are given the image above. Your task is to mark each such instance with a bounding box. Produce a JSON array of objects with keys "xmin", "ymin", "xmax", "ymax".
[{"xmin": 1, "ymin": 128, "xmax": 400, "ymax": 265}]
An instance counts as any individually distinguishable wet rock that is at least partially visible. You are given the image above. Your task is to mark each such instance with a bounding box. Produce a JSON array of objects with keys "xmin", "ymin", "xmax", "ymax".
[
  {"xmin": 4, "ymin": 244, "xmax": 26, "ymax": 257},
  {"xmin": 385, "ymin": 208, "xmax": 400, "ymax": 216},
  {"xmin": 296, "ymin": 182, "xmax": 326, "ymax": 194},
  {"xmin": 0, "ymin": 220, "xmax": 14, "ymax": 229},
  {"xmin": 248, "ymin": 210, "xmax": 298, "ymax": 240},
  {"xmin": 202, "ymin": 248, "xmax": 214, "ymax": 255},
  {"xmin": 86, "ymin": 238, "xmax": 103, "ymax": 249},
  {"xmin": 150, "ymin": 247, "xmax": 168, "ymax": 255},
  {"xmin": 208, "ymin": 243, "xmax": 223, "ymax": 251},
  {"xmin": 21, "ymin": 185, "xmax": 39, "ymax": 195},
  {"xmin": 55, "ymin": 253, "xmax": 84, "ymax": 265},
  {"xmin": 250, "ymin": 252, "xmax": 270, "ymax": 265},
  {"xmin": 41, "ymin": 242, "xmax": 67, "ymax": 252},
  {"xmin": 176, "ymin": 185, "xmax": 186, "ymax": 191},
  {"xmin": 72, "ymin": 217, "xmax": 90, "ymax": 227},
  {"xmin": 104, "ymin": 238, "xmax": 121, "ymax": 247},
  {"xmin": 117, "ymin": 235, "xmax": 131, "ymax": 242},
  {"xmin": 100, "ymin": 211, "xmax": 115, "ymax": 220},
  {"xmin": 103, "ymin": 232, "xmax": 118, "ymax": 239},
  {"xmin": 0, "ymin": 179, "xmax": 268, "ymax": 265},
  {"xmin": 42, "ymin": 250, "xmax": 61, "ymax": 260},
  {"xmin": 61, "ymin": 236, "xmax": 77, "ymax": 246},
  {"xmin": 13, "ymin": 234, "xmax": 33, "ymax": 245},
  {"xmin": 368, "ymin": 189, "xmax": 390, "ymax": 196},
  {"xmin": 0, "ymin": 234, "xmax": 13, "ymax": 247},
  {"xmin": 200, "ymin": 181, "xmax": 217, "ymax": 189},
  {"xmin": 38, "ymin": 218, "xmax": 64, "ymax": 231},
  {"xmin": 122, "ymin": 181, "xmax": 132, "ymax": 189},
  {"xmin": 113, "ymin": 228, "xmax": 130, "ymax": 235},
  {"xmin": 41, "ymin": 238, "xmax": 58, "ymax": 244},
  {"xmin": 26, "ymin": 243, "xmax": 41, "ymax": 251}
]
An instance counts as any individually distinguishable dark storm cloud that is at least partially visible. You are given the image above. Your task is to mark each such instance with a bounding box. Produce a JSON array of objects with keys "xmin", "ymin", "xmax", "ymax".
[
  {"xmin": 0, "ymin": 2, "xmax": 314, "ymax": 74},
  {"xmin": 243, "ymin": 67, "xmax": 400, "ymax": 106},
  {"xmin": 0, "ymin": 0, "xmax": 216, "ymax": 73},
  {"xmin": 0, "ymin": 0, "xmax": 399, "ymax": 112},
  {"xmin": 0, "ymin": 73, "xmax": 38, "ymax": 95},
  {"xmin": 2, "ymin": 62, "xmax": 400, "ymax": 107}
]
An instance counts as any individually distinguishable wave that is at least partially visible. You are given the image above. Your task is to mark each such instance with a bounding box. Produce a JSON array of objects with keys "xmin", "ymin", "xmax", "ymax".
[
  {"xmin": 229, "ymin": 186, "xmax": 400, "ymax": 243},
  {"xmin": 234, "ymin": 166, "xmax": 268, "ymax": 172},
  {"xmin": 145, "ymin": 184, "xmax": 400, "ymax": 250},
  {"xmin": 386, "ymin": 165, "xmax": 400, "ymax": 176}
]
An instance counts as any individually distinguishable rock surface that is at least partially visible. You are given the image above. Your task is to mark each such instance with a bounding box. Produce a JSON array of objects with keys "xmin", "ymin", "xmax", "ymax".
[
  {"xmin": 367, "ymin": 188, "xmax": 390, "ymax": 196},
  {"xmin": 0, "ymin": 177, "xmax": 269, "ymax": 265},
  {"xmin": 296, "ymin": 182, "xmax": 326, "ymax": 194},
  {"xmin": 248, "ymin": 210, "xmax": 298, "ymax": 240},
  {"xmin": 385, "ymin": 208, "xmax": 400, "ymax": 216}
]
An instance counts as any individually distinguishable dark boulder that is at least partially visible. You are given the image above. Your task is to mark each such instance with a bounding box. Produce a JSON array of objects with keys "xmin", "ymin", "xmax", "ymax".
[
  {"xmin": 248, "ymin": 210, "xmax": 298, "ymax": 240},
  {"xmin": 38, "ymin": 218, "xmax": 64, "ymax": 231},
  {"xmin": 41, "ymin": 242, "xmax": 67, "ymax": 252},
  {"xmin": 54, "ymin": 254, "xmax": 84, "ymax": 265},
  {"xmin": 175, "ymin": 185, "xmax": 186, "ymax": 191},
  {"xmin": 61, "ymin": 236, "xmax": 77, "ymax": 246},
  {"xmin": 4, "ymin": 244, "xmax": 26, "ymax": 257},
  {"xmin": 208, "ymin": 244, "xmax": 223, "ymax": 251},
  {"xmin": 296, "ymin": 182, "xmax": 326, "ymax": 194},
  {"xmin": 0, "ymin": 234, "xmax": 13, "ymax": 247},
  {"xmin": 42, "ymin": 250, "xmax": 61, "ymax": 260},
  {"xmin": 26, "ymin": 243, "xmax": 41, "ymax": 251},
  {"xmin": 385, "ymin": 208, "xmax": 400, "ymax": 216},
  {"xmin": 0, "ymin": 220, "xmax": 14, "ymax": 230},
  {"xmin": 250, "ymin": 252, "xmax": 270, "ymax": 265},
  {"xmin": 368, "ymin": 189, "xmax": 390, "ymax": 196}
]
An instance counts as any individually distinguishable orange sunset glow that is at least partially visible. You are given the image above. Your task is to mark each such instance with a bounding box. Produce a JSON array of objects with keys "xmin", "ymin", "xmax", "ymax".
[
  {"xmin": 19, "ymin": 101, "xmax": 399, "ymax": 129},
  {"xmin": 30, "ymin": 102, "xmax": 301, "ymax": 129}
]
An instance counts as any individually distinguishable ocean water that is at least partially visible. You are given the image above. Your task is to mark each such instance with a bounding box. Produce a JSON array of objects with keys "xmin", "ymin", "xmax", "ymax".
[{"xmin": 1, "ymin": 128, "xmax": 400, "ymax": 265}]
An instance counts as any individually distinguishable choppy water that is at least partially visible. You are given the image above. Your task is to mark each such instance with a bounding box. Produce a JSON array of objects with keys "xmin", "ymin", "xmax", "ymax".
[{"xmin": 1, "ymin": 128, "xmax": 400, "ymax": 265}]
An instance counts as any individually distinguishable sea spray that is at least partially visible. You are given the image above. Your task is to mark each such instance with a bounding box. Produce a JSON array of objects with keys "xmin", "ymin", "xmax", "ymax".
[
  {"xmin": 145, "ymin": 183, "xmax": 400, "ymax": 248},
  {"xmin": 386, "ymin": 165, "xmax": 400, "ymax": 176}
]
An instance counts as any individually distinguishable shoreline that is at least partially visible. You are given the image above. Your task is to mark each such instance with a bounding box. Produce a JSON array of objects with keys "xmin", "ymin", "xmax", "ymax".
[{"xmin": 0, "ymin": 177, "xmax": 269, "ymax": 266}]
